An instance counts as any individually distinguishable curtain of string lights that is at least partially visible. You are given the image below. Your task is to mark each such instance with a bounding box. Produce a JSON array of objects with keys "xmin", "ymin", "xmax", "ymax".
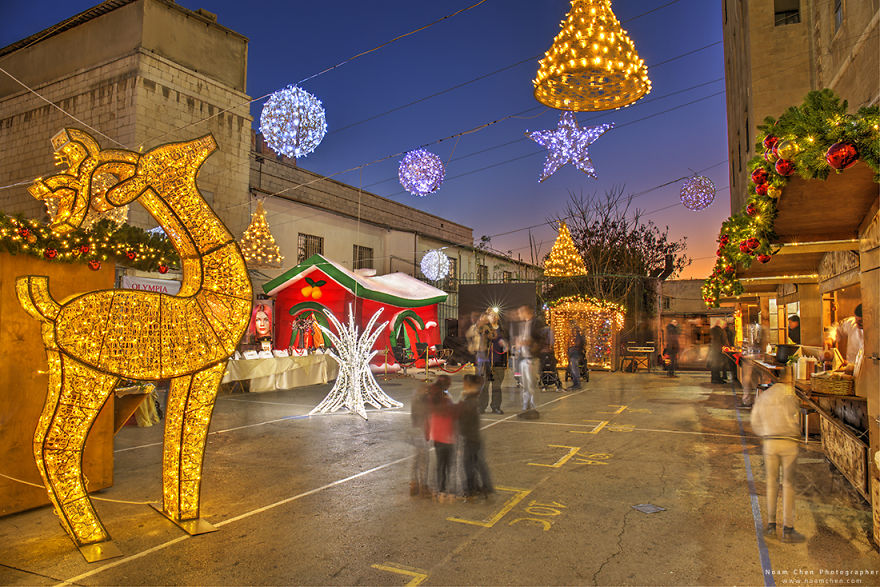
[{"xmin": 259, "ymin": 85, "xmax": 327, "ymax": 158}]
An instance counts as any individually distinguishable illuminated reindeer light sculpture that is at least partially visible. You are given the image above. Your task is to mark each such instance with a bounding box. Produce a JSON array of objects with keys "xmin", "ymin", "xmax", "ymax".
[{"xmin": 17, "ymin": 129, "xmax": 252, "ymax": 559}]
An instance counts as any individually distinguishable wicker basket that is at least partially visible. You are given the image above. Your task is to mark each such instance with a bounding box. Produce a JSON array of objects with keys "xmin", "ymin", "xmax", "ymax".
[{"xmin": 810, "ymin": 372, "xmax": 855, "ymax": 395}]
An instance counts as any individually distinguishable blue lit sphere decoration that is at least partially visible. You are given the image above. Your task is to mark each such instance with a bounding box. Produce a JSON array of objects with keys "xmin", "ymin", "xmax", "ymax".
[
  {"xmin": 259, "ymin": 85, "xmax": 327, "ymax": 158},
  {"xmin": 679, "ymin": 175, "xmax": 716, "ymax": 211},
  {"xmin": 420, "ymin": 249, "xmax": 450, "ymax": 281},
  {"xmin": 398, "ymin": 149, "xmax": 445, "ymax": 197}
]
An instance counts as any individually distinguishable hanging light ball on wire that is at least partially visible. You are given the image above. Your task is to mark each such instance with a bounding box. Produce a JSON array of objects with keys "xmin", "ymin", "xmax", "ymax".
[
  {"xmin": 399, "ymin": 149, "xmax": 445, "ymax": 196},
  {"xmin": 533, "ymin": 0, "xmax": 651, "ymax": 112},
  {"xmin": 679, "ymin": 175, "xmax": 716, "ymax": 211},
  {"xmin": 420, "ymin": 249, "xmax": 450, "ymax": 281},
  {"xmin": 259, "ymin": 85, "xmax": 327, "ymax": 158}
]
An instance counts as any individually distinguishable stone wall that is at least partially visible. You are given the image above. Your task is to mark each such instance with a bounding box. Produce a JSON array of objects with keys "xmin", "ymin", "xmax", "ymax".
[{"xmin": 0, "ymin": 0, "xmax": 251, "ymax": 236}]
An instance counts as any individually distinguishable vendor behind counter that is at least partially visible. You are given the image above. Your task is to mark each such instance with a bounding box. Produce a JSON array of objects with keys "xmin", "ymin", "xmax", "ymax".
[{"xmin": 826, "ymin": 303, "xmax": 864, "ymax": 375}]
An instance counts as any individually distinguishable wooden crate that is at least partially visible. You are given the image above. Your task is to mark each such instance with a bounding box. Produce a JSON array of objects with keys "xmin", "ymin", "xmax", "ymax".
[{"xmin": 820, "ymin": 415, "xmax": 869, "ymax": 501}]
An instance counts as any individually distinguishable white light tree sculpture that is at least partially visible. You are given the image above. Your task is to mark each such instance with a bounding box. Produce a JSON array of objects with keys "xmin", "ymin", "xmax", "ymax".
[{"xmin": 309, "ymin": 305, "xmax": 403, "ymax": 420}]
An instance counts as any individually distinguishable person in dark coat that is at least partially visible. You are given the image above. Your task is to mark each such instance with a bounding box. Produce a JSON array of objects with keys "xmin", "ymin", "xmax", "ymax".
[
  {"xmin": 709, "ymin": 319, "xmax": 729, "ymax": 383},
  {"xmin": 665, "ymin": 320, "xmax": 681, "ymax": 377},
  {"xmin": 567, "ymin": 323, "xmax": 586, "ymax": 389},
  {"xmin": 457, "ymin": 374, "xmax": 494, "ymax": 498}
]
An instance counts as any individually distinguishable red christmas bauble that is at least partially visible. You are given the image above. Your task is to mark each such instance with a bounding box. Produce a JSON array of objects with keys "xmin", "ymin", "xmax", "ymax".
[
  {"xmin": 775, "ymin": 159, "xmax": 795, "ymax": 176},
  {"xmin": 751, "ymin": 168, "xmax": 769, "ymax": 185},
  {"xmin": 762, "ymin": 135, "xmax": 778, "ymax": 150},
  {"xmin": 825, "ymin": 141, "xmax": 858, "ymax": 170},
  {"xmin": 725, "ymin": 265, "xmax": 734, "ymax": 274},
  {"xmin": 719, "ymin": 234, "xmax": 729, "ymax": 245},
  {"xmin": 746, "ymin": 203, "xmax": 757, "ymax": 216},
  {"xmin": 747, "ymin": 237, "xmax": 760, "ymax": 250},
  {"xmin": 739, "ymin": 241, "xmax": 750, "ymax": 253},
  {"xmin": 18, "ymin": 227, "xmax": 29, "ymax": 238},
  {"xmin": 757, "ymin": 254, "xmax": 772, "ymax": 264},
  {"xmin": 126, "ymin": 250, "xmax": 136, "ymax": 260},
  {"xmin": 44, "ymin": 248, "xmax": 57, "ymax": 259},
  {"xmin": 158, "ymin": 264, "xmax": 169, "ymax": 274},
  {"xmin": 755, "ymin": 183, "xmax": 768, "ymax": 196},
  {"xmin": 80, "ymin": 244, "xmax": 90, "ymax": 254},
  {"xmin": 88, "ymin": 259, "xmax": 101, "ymax": 271}
]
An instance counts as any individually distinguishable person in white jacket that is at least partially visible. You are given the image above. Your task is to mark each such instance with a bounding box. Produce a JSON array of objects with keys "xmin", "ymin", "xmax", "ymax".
[{"xmin": 750, "ymin": 367, "xmax": 805, "ymax": 543}]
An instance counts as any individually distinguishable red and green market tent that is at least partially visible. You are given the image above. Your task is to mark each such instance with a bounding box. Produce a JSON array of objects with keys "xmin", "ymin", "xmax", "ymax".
[{"xmin": 262, "ymin": 254, "xmax": 448, "ymax": 367}]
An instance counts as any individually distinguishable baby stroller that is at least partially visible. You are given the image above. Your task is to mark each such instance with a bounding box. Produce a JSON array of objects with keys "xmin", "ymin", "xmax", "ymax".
[{"xmin": 539, "ymin": 351, "xmax": 563, "ymax": 391}]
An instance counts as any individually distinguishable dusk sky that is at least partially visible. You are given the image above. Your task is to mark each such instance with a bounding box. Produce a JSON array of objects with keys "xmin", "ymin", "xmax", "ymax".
[{"xmin": 1, "ymin": 0, "xmax": 730, "ymax": 279}]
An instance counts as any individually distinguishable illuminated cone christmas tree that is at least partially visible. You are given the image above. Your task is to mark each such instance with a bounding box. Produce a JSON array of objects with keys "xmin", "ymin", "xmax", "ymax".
[
  {"xmin": 240, "ymin": 200, "xmax": 284, "ymax": 267},
  {"xmin": 544, "ymin": 222, "xmax": 587, "ymax": 277}
]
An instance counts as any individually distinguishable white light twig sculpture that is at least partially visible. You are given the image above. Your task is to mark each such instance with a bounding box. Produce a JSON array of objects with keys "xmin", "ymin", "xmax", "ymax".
[{"xmin": 309, "ymin": 305, "xmax": 402, "ymax": 420}]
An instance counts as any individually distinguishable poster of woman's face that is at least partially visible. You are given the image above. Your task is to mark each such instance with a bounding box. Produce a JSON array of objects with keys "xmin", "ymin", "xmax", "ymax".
[{"xmin": 249, "ymin": 302, "xmax": 274, "ymax": 342}]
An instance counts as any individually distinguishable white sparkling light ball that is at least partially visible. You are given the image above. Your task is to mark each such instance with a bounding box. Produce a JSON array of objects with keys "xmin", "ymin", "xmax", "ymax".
[
  {"xmin": 399, "ymin": 149, "xmax": 445, "ymax": 196},
  {"xmin": 420, "ymin": 250, "xmax": 450, "ymax": 281},
  {"xmin": 260, "ymin": 85, "xmax": 327, "ymax": 158},
  {"xmin": 679, "ymin": 176, "xmax": 716, "ymax": 211}
]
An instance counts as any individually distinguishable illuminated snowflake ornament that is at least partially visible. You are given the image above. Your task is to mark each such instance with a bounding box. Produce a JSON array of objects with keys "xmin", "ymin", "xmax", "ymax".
[
  {"xmin": 309, "ymin": 305, "xmax": 402, "ymax": 420},
  {"xmin": 527, "ymin": 112, "xmax": 614, "ymax": 182},
  {"xmin": 259, "ymin": 85, "xmax": 327, "ymax": 158},
  {"xmin": 679, "ymin": 175, "xmax": 716, "ymax": 211},
  {"xmin": 420, "ymin": 249, "xmax": 450, "ymax": 281},
  {"xmin": 398, "ymin": 149, "xmax": 445, "ymax": 196}
]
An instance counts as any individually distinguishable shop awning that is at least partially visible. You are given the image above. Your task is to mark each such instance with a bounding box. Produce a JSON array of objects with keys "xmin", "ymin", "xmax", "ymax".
[{"xmin": 735, "ymin": 161, "xmax": 877, "ymax": 294}]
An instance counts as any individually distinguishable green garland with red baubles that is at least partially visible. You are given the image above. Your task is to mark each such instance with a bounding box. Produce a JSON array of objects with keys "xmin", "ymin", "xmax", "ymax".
[
  {"xmin": 0, "ymin": 213, "xmax": 179, "ymax": 273},
  {"xmin": 703, "ymin": 90, "xmax": 879, "ymax": 307}
]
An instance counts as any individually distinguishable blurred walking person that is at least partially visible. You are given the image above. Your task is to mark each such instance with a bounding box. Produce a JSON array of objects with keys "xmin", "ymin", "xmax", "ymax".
[
  {"xmin": 665, "ymin": 319, "xmax": 681, "ymax": 378},
  {"xmin": 750, "ymin": 367, "xmax": 805, "ymax": 543},
  {"xmin": 427, "ymin": 375, "xmax": 456, "ymax": 502},
  {"xmin": 512, "ymin": 305, "xmax": 542, "ymax": 419},
  {"xmin": 709, "ymin": 319, "xmax": 728, "ymax": 384},
  {"xmin": 486, "ymin": 311, "xmax": 508, "ymax": 414},
  {"xmin": 409, "ymin": 381, "xmax": 431, "ymax": 497},
  {"xmin": 567, "ymin": 323, "xmax": 586, "ymax": 390},
  {"xmin": 458, "ymin": 374, "xmax": 494, "ymax": 499}
]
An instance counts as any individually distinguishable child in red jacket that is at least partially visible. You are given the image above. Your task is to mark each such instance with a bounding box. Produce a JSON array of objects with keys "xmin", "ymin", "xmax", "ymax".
[{"xmin": 427, "ymin": 375, "xmax": 455, "ymax": 501}]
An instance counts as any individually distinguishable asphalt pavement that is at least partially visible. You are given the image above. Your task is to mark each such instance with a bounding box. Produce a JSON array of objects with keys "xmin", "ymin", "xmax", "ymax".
[{"xmin": 1, "ymin": 370, "xmax": 877, "ymax": 585}]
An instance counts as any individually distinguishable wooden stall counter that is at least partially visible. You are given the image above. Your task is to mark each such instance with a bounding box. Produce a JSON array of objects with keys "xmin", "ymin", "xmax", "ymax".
[{"xmin": 737, "ymin": 354, "xmax": 870, "ymax": 502}]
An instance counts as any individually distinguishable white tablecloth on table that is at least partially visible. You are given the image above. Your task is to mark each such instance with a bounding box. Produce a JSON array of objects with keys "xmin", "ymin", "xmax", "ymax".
[{"xmin": 221, "ymin": 354, "xmax": 338, "ymax": 393}]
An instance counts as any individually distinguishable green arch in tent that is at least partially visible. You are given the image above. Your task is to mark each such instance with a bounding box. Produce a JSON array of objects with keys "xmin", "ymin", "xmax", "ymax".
[
  {"xmin": 392, "ymin": 310, "xmax": 425, "ymax": 349},
  {"xmin": 289, "ymin": 301, "xmax": 332, "ymax": 348}
]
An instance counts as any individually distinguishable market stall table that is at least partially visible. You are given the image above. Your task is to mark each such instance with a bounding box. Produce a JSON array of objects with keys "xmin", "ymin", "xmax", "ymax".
[
  {"xmin": 222, "ymin": 353, "xmax": 339, "ymax": 393},
  {"xmin": 736, "ymin": 353, "xmax": 870, "ymax": 502}
]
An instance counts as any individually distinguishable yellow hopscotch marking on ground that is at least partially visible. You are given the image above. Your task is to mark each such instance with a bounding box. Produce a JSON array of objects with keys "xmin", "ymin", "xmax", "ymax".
[
  {"xmin": 598, "ymin": 404, "xmax": 628, "ymax": 415},
  {"xmin": 570, "ymin": 419, "xmax": 609, "ymax": 434},
  {"xmin": 371, "ymin": 563, "xmax": 429, "ymax": 586},
  {"xmin": 446, "ymin": 486, "xmax": 532, "ymax": 527},
  {"xmin": 528, "ymin": 445, "xmax": 582, "ymax": 468}
]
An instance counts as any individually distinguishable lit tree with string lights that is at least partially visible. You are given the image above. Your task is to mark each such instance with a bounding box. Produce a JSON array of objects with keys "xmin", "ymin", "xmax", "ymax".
[
  {"xmin": 544, "ymin": 221, "xmax": 587, "ymax": 277},
  {"xmin": 240, "ymin": 201, "xmax": 284, "ymax": 268},
  {"xmin": 309, "ymin": 305, "xmax": 402, "ymax": 420}
]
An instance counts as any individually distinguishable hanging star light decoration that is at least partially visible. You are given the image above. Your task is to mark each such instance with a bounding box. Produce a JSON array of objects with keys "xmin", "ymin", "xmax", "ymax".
[
  {"xmin": 527, "ymin": 112, "xmax": 613, "ymax": 182},
  {"xmin": 420, "ymin": 249, "xmax": 450, "ymax": 281},
  {"xmin": 259, "ymin": 85, "xmax": 327, "ymax": 158},
  {"xmin": 309, "ymin": 305, "xmax": 403, "ymax": 420},
  {"xmin": 398, "ymin": 149, "xmax": 445, "ymax": 196},
  {"xmin": 679, "ymin": 175, "xmax": 716, "ymax": 211}
]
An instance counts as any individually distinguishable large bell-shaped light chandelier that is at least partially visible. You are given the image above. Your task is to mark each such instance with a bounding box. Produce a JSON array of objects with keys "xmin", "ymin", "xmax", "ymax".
[{"xmin": 533, "ymin": 0, "xmax": 651, "ymax": 112}]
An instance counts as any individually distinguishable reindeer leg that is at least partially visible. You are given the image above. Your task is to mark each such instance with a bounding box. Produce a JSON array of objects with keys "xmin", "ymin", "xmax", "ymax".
[
  {"xmin": 160, "ymin": 362, "xmax": 225, "ymax": 532},
  {"xmin": 34, "ymin": 349, "xmax": 119, "ymax": 558}
]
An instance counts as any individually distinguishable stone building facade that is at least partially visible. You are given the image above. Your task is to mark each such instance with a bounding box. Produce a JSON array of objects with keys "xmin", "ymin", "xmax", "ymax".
[
  {"xmin": 0, "ymin": 0, "xmax": 542, "ymax": 341},
  {"xmin": 722, "ymin": 0, "xmax": 880, "ymax": 211},
  {"xmin": 0, "ymin": 0, "xmax": 253, "ymax": 236}
]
